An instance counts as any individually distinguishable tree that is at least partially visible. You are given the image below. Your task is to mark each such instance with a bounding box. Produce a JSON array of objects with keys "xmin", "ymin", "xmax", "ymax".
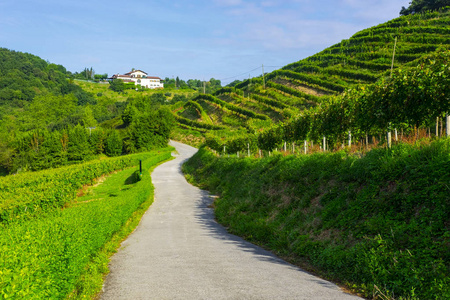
[
  {"xmin": 122, "ymin": 104, "xmax": 137, "ymax": 126},
  {"xmin": 227, "ymin": 79, "xmax": 242, "ymax": 87},
  {"xmin": 109, "ymin": 79, "xmax": 125, "ymax": 92},
  {"xmin": 128, "ymin": 107, "xmax": 174, "ymax": 151},
  {"xmin": 104, "ymin": 130, "xmax": 122, "ymax": 156},
  {"xmin": 400, "ymin": 0, "xmax": 449, "ymax": 15},
  {"xmin": 67, "ymin": 124, "xmax": 92, "ymax": 161},
  {"xmin": 82, "ymin": 106, "xmax": 97, "ymax": 128},
  {"xmin": 150, "ymin": 93, "xmax": 167, "ymax": 106}
]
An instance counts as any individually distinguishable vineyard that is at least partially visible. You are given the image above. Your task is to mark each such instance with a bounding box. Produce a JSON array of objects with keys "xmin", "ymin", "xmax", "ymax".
[
  {"xmin": 1, "ymin": 4, "xmax": 449, "ymax": 300},
  {"xmin": 172, "ymin": 8, "xmax": 450, "ymax": 151},
  {"xmin": 180, "ymin": 7, "xmax": 450, "ymax": 300},
  {"xmin": 183, "ymin": 139, "xmax": 450, "ymax": 300},
  {"xmin": 0, "ymin": 149, "xmax": 173, "ymax": 298}
]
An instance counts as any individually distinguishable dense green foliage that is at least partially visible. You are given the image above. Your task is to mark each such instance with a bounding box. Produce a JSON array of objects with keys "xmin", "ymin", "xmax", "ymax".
[
  {"xmin": 183, "ymin": 140, "xmax": 450, "ymax": 299},
  {"xmin": 400, "ymin": 1, "xmax": 449, "ymax": 15},
  {"xmin": 0, "ymin": 149, "xmax": 172, "ymax": 298},
  {"xmin": 6, "ymin": 125, "xmax": 128, "ymax": 173},
  {"xmin": 0, "ymin": 48, "xmax": 132, "ymax": 174},
  {"xmin": 164, "ymin": 77, "xmax": 222, "ymax": 93},
  {"xmin": 0, "ymin": 48, "xmax": 177, "ymax": 174},
  {"xmin": 0, "ymin": 48, "xmax": 96, "ymax": 106}
]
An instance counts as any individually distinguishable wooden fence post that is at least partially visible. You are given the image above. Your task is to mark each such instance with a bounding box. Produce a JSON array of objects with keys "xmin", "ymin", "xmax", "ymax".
[
  {"xmin": 446, "ymin": 113, "xmax": 450, "ymax": 137},
  {"xmin": 348, "ymin": 130, "xmax": 352, "ymax": 147},
  {"xmin": 387, "ymin": 131, "xmax": 392, "ymax": 148},
  {"xmin": 436, "ymin": 117, "xmax": 440, "ymax": 137}
]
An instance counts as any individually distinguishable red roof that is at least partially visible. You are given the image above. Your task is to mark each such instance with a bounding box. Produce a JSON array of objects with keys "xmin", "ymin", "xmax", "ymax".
[{"xmin": 125, "ymin": 70, "xmax": 148, "ymax": 75}]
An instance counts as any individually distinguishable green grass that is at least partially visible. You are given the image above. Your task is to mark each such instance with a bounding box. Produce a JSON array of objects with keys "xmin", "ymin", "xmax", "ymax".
[
  {"xmin": 0, "ymin": 148, "xmax": 173, "ymax": 299},
  {"xmin": 75, "ymin": 80, "xmax": 197, "ymax": 102},
  {"xmin": 183, "ymin": 139, "xmax": 450, "ymax": 300},
  {"xmin": 68, "ymin": 150, "xmax": 175, "ymax": 299}
]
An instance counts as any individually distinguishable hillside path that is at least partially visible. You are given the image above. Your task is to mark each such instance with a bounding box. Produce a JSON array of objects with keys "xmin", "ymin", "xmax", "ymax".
[{"xmin": 100, "ymin": 140, "xmax": 361, "ymax": 300}]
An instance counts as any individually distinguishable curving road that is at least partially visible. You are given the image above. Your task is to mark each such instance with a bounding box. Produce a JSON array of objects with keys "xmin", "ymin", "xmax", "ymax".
[{"xmin": 100, "ymin": 141, "xmax": 361, "ymax": 300}]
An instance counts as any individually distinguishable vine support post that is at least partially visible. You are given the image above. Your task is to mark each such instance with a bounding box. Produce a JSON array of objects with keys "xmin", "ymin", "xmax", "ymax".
[
  {"xmin": 365, "ymin": 133, "xmax": 369, "ymax": 149},
  {"xmin": 304, "ymin": 140, "xmax": 307, "ymax": 154},
  {"xmin": 436, "ymin": 117, "xmax": 439, "ymax": 137},
  {"xmin": 293, "ymin": 142, "xmax": 295, "ymax": 154},
  {"xmin": 387, "ymin": 131, "xmax": 392, "ymax": 148},
  {"xmin": 248, "ymin": 143, "xmax": 250, "ymax": 157},
  {"xmin": 259, "ymin": 149, "xmax": 261, "ymax": 158},
  {"xmin": 348, "ymin": 130, "xmax": 352, "ymax": 147},
  {"xmin": 446, "ymin": 113, "xmax": 450, "ymax": 137},
  {"xmin": 394, "ymin": 129, "xmax": 398, "ymax": 142},
  {"xmin": 262, "ymin": 64, "xmax": 266, "ymax": 89},
  {"xmin": 390, "ymin": 36, "xmax": 397, "ymax": 78},
  {"xmin": 323, "ymin": 136, "xmax": 327, "ymax": 152},
  {"xmin": 237, "ymin": 151, "xmax": 239, "ymax": 158},
  {"xmin": 223, "ymin": 145, "xmax": 226, "ymax": 156},
  {"xmin": 284, "ymin": 141, "xmax": 287, "ymax": 152}
]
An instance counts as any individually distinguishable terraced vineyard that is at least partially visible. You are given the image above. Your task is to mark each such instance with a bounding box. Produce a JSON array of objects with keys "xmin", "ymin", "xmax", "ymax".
[{"xmin": 172, "ymin": 8, "xmax": 450, "ymax": 149}]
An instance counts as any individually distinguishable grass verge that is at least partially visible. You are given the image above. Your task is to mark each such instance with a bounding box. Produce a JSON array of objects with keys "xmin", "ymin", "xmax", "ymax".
[
  {"xmin": 0, "ymin": 148, "xmax": 173, "ymax": 299},
  {"xmin": 183, "ymin": 139, "xmax": 450, "ymax": 300},
  {"xmin": 68, "ymin": 149, "xmax": 175, "ymax": 299}
]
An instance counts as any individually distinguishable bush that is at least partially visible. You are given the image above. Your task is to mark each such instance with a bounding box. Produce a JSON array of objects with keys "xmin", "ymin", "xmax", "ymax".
[{"xmin": 104, "ymin": 130, "xmax": 123, "ymax": 156}]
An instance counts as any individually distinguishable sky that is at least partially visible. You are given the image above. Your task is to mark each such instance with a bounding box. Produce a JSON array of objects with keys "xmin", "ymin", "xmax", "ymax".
[{"xmin": 0, "ymin": 0, "xmax": 410, "ymax": 85}]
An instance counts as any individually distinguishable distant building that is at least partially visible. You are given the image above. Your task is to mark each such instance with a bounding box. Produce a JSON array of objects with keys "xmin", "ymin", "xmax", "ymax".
[{"xmin": 108, "ymin": 70, "xmax": 164, "ymax": 89}]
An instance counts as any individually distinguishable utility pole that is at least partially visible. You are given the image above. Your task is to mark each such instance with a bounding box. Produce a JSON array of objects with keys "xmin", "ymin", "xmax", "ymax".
[
  {"xmin": 262, "ymin": 64, "xmax": 266, "ymax": 89},
  {"xmin": 390, "ymin": 36, "xmax": 397, "ymax": 78},
  {"xmin": 248, "ymin": 74, "xmax": 250, "ymax": 100}
]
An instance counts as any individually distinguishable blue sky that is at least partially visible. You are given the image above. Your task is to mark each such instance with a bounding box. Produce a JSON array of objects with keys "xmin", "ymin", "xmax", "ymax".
[{"xmin": 0, "ymin": 0, "xmax": 410, "ymax": 85}]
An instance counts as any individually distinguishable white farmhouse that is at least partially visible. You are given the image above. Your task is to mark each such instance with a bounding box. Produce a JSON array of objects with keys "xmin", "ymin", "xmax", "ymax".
[{"xmin": 109, "ymin": 70, "xmax": 164, "ymax": 89}]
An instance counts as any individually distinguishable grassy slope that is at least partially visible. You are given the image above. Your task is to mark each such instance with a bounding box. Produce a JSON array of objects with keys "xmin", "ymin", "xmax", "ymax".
[
  {"xmin": 74, "ymin": 80, "xmax": 197, "ymax": 103},
  {"xmin": 0, "ymin": 148, "xmax": 173, "ymax": 299},
  {"xmin": 183, "ymin": 139, "xmax": 450, "ymax": 299}
]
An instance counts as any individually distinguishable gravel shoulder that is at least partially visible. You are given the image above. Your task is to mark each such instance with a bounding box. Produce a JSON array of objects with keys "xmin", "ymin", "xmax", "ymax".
[{"xmin": 100, "ymin": 141, "xmax": 362, "ymax": 300}]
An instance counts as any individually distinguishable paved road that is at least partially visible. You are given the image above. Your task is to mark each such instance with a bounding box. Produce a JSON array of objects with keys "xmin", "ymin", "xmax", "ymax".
[{"xmin": 100, "ymin": 141, "xmax": 361, "ymax": 300}]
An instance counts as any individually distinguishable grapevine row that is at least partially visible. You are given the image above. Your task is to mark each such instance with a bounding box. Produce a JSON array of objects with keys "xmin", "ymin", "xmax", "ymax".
[{"xmin": 195, "ymin": 94, "xmax": 270, "ymax": 120}]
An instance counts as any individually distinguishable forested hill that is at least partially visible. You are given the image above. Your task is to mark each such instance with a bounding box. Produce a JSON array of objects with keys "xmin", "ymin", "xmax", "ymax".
[
  {"xmin": 0, "ymin": 48, "xmax": 177, "ymax": 176},
  {"xmin": 173, "ymin": 8, "xmax": 450, "ymax": 145},
  {"xmin": 0, "ymin": 48, "xmax": 115, "ymax": 175},
  {"xmin": 0, "ymin": 47, "xmax": 98, "ymax": 124},
  {"xmin": 0, "ymin": 48, "xmax": 81, "ymax": 103}
]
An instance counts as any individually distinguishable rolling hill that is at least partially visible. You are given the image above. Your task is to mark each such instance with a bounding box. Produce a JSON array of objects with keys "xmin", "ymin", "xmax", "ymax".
[{"xmin": 172, "ymin": 8, "xmax": 450, "ymax": 149}]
